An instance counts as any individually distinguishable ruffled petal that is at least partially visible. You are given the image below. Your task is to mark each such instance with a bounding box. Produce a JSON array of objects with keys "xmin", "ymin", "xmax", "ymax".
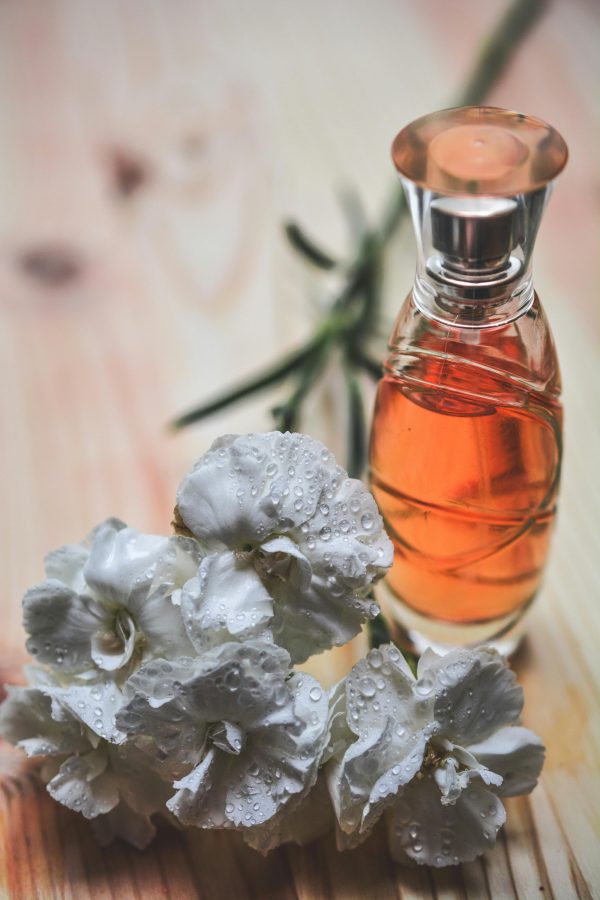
[
  {"xmin": 45, "ymin": 680, "xmax": 125, "ymax": 744},
  {"xmin": 467, "ymin": 726, "xmax": 545, "ymax": 797},
  {"xmin": 83, "ymin": 521, "xmax": 170, "ymax": 613},
  {"xmin": 262, "ymin": 537, "xmax": 377, "ymax": 663},
  {"xmin": 176, "ymin": 432, "xmax": 331, "ymax": 549},
  {"xmin": 168, "ymin": 671, "xmax": 328, "ymax": 830},
  {"xmin": 175, "ymin": 433, "xmax": 392, "ymax": 660},
  {"xmin": 0, "ymin": 686, "xmax": 88, "ymax": 757},
  {"xmin": 346, "ymin": 645, "xmax": 425, "ymax": 739},
  {"xmin": 430, "ymin": 647, "xmax": 523, "ymax": 745},
  {"xmin": 23, "ymin": 580, "xmax": 102, "ymax": 672},
  {"xmin": 180, "ymin": 551, "xmax": 273, "ymax": 651},
  {"xmin": 44, "ymin": 544, "xmax": 89, "ymax": 593},
  {"xmin": 47, "ymin": 749, "xmax": 119, "ymax": 818},
  {"xmin": 290, "ymin": 474, "xmax": 393, "ymax": 599},
  {"xmin": 330, "ymin": 719, "xmax": 426, "ymax": 835},
  {"xmin": 388, "ymin": 773, "xmax": 506, "ymax": 867},
  {"xmin": 326, "ymin": 647, "xmax": 429, "ymax": 836}
]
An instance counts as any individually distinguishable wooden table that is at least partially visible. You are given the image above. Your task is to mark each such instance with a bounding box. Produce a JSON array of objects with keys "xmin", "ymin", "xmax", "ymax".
[{"xmin": 0, "ymin": 1, "xmax": 598, "ymax": 896}]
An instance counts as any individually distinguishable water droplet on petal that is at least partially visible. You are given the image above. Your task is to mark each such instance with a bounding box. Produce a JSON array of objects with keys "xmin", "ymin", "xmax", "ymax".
[{"xmin": 361, "ymin": 513, "xmax": 374, "ymax": 531}]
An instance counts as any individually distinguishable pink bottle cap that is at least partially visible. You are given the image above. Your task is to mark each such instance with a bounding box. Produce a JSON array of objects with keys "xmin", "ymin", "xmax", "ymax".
[{"xmin": 392, "ymin": 106, "xmax": 568, "ymax": 195}]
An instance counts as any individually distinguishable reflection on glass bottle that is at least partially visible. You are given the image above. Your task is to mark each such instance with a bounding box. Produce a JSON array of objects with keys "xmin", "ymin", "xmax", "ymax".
[{"xmin": 369, "ymin": 107, "xmax": 568, "ymax": 653}]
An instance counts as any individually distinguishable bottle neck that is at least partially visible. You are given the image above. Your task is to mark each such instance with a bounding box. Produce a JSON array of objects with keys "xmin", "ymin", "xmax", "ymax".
[{"xmin": 411, "ymin": 264, "xmax": 534, "ymax": 329}]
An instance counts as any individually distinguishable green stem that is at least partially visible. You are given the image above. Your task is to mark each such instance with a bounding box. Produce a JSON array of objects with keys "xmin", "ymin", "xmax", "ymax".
[
  {"xmin": 344, "ymin": 360, "xmax": 367, "ymax": 478},
  {"xmin": 351, "ymin": 350, "xmax": 382, "ymax": 381},
  {"xmin": 285, "ymin": 222, "xmax": 338, "ymax": 270},
  {"xmin": 456, "ymin": 0, "xmax": 548, "ymax": 106},
  {"xmin": 171, "ymin": 332, "xmax": 327, "ymax": 429},
  {"xmin": 272, "ymin": 346, "xmax": 329, "ymax": 431}
]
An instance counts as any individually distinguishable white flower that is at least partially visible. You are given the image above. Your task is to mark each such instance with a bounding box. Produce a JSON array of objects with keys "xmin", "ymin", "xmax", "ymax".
[
  {"xmin": 0, "ymin": 684, "xmax": 171, "ymax": 849},
  {"xmin": 175, "ymin": 432, "xmax": 392, "ymax": 662},
  {"xmin": 23, "ymin": 519, "xmax": 199, "ymax": 678},
  {"xmin": 326, "ymin": 644, "xmax": 544, "ymax": 867},
  {"xmin": 115, "ymin": 640, "xmax": 329, "ymax": 833}
]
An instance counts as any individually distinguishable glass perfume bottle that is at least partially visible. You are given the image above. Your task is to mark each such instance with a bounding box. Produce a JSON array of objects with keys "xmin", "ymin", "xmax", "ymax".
[{"xmin": 369, "ymin": 107, "xmax": 568, "ymax": 653}]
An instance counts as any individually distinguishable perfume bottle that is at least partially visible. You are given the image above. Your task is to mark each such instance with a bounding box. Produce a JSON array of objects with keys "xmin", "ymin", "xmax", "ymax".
[{"xmin": 369, "ymin": 107, "xmax": 568, "ymax": 653}]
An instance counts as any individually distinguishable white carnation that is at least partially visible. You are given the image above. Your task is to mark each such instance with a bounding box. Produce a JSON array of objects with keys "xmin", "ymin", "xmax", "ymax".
[
  {"xmin": 0, "ymin": 684, "xmax": 171, "ymax": 849},
  {"xmin": 326, "ymin": 644, "xmax": 544, "ymax": 867},
  {"xmin": 23, "ymin": 519, "xmax": 199, "ymax": 678},
  {"xmin": 115, "ymin": 641, "xmax": 329, "ymax": 834},
  {"xmin": 175, "ymin": 432, "xmax": 393, "ymax": 662}
]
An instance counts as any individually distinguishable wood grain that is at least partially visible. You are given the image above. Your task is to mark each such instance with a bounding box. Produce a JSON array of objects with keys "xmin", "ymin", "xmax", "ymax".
[{"xmin": 0, "ymin": 0, "xmax": 598, "ymax": 897}]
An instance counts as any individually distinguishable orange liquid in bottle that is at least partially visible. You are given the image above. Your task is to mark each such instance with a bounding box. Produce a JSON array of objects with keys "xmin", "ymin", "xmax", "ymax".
[{"xmin": 370, "ymin": 313, "xmax": 562, "ymax": 626}]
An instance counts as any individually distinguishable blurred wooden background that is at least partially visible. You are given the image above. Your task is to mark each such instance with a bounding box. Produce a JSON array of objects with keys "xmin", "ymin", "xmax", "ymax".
[{"xmin": 0, "ymin": 0, "xmax": 598, "ymax": 897}]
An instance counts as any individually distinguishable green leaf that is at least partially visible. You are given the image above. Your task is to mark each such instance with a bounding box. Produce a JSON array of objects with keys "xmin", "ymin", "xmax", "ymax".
[
  {"xmin": 344, "ymin": 363, "xmax": 366, "ymax": 478},
  {"xmin": 172, "ymin": 335, "xmax": 326, "ymax": 429},
  {"xmin": 284, "ymin": 222, "xmax": 338, "ymax": 270},
  {"xmin": 271, "ymin": 346, "xmax": 328, "ymax": 432},
  {"xmin": 456, "ymin": 0, "xmax": 548, "ymax": 107},
  {"xmin": 351, "ymin": 351, "xmax": 382, "ymax": 382}
]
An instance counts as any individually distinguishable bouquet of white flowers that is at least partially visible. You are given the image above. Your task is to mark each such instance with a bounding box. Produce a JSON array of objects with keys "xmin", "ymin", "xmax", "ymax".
[{"xmin": 0, "ymin": 432, "xmax": 544, "ymax": 866}]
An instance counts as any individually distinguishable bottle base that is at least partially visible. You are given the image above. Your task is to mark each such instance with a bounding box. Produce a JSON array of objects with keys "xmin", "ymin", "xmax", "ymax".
[{"xmin": 378, "ymin": 583, "xmax": 534, "ymax": 658}]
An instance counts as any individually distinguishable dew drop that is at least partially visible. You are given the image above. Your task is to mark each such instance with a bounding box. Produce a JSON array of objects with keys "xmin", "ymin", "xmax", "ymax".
[
  {"xmin": 361, "ymin": 513, "xmax": 374, "ymax": 531},
  {"xmin": 358, "ymin": 677, "xmax": 376, "ymax": 699}
]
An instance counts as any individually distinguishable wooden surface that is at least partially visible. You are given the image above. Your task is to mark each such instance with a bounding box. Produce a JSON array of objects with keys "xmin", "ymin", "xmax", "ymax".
[{"xmin": 0, "ymin": 1, "xmax": 599, "ymax": 897}]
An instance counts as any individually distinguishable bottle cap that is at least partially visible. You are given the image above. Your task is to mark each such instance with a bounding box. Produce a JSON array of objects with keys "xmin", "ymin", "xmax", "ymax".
[
  {"xmin": 392, "ymin": 106, "xmax": 567, "ymax": 195},
  {"xmin": 391, "ymin": 106, "xmax": 568, "ymax": 309}
]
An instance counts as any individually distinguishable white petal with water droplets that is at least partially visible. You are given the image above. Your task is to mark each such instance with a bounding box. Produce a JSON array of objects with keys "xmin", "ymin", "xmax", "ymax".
[
  {"xmin": 242, "ymin": 775, "xmax": 333, "ymax": 853},
  {"xmin": 467, "ymin": 726, "xmax": 545, "ymax": 796},
  {"xmin": 83, "ymin": 522, "xmax": 171, "ymax": 613},
  {"xmin": 176, "ymin": 432, "xmax": 392, "ymax": 661},
  {"xmin": 47, "ymin": 749, "xmax": 120, "ymax": 818},
  {"xmin": 23, "ymin": 580, "xmax": 103, "ymax": 673},
  {"xmin": 167, "ymin": 669, "xmax": 328, "ymax": 831},
  {"xmin": 388, "ymin": 773, "xmax": 506, "ymax": 866},
  {"xmin": 180, "ymin": 551, "xmax": 273, "ymax": 651},
  {"xmin": 44, "ymin": 680, "xmax": 126, "ymax": 744},
  {"xmin": 0, "ymin": 686, "xmax": 89, "ymax": 757},
  {"xmin": 326, "ymin": 645, "xmax": 430, "ymax": 837},
  {"xmin": 430, "ymin": 647, "xmax": 523, "ymax": 745}
]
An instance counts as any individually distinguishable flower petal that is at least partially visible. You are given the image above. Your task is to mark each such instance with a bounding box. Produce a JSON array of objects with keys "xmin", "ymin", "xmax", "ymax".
[
  {"xmin": 346, "ymin": 645, "xmax": 424, "ymax": 739},
  {"xmin": 326, "ymin": 647, "xmax": 429, "ymax": 836},
  {"xmin": 176, "ymin": 432, "xmax": 392, "ymax": 661},
  {"xmin": 180, "ymin": 551, "xmax": 273, "ymax": 651},
  {"xmin": 45, "ymin": 680, "xmax": 125, "ymax": 744},
  {"xmin": 47, "ymin": 749, "xmax": 119, "ymax": 818},
  {"xmin": 83, "ymin": 521, "xmax": 170, "ymax": 613},
  {"xmin": 467, "ymin": 726, "xmax": 545, "ymax": 797},
  {"xmin": 44, "ymin": 544, "xmax": 89, "ymax": 593},
  {"xmin": 168, "ymin": 670, "xmax": 328, "ymax": 831},
  {"xmin": 176, "ymin": 432, "xmax": 330, "ymax": 549},
  {"xmin": 388, "ymin": 773, "xmax": 506, "ymax": 866},
  {"xmin": 23, "ymin": 580, "xmax": 102, "ymax": 672},
  {"xmin": 0, "ymin": 686, "xmax": 88, "ymax": 757},
  {"xmin": 291, "ymin": 473, "xmax": 393, "ymax": 598},
  {"xmin": 261, "ymin": 537, "xmax": 376, "ymax": 663},
  {"xmin": 430, "ymin": 647, "xmax": 523, "ymax": 745}
]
